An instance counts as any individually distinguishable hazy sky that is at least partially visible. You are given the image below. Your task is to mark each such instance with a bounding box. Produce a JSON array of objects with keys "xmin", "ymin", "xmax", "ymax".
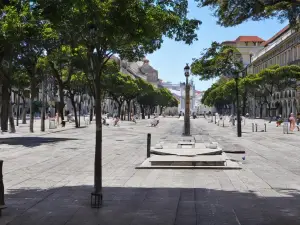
[{"xmin": 147, "ymin": 0, "xmax": 288, "ymax": 91}]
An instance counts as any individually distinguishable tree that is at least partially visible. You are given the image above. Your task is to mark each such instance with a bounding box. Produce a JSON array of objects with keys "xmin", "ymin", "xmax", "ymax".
[
  {"xmin": 122, "ymin": 78, "xmax": 140, "ymax": 121},
  {"xmin": 195, "ymin": 0, "xmax": 300, "ymax": 28},
  {"xmin": 191, "ymin": 42, "xmax": 243, "ymax": 80},
  {"xmin": 11, "ymin": 67, "xmax": 30, "ymax": 125},
  {"xmin": 66, "ymin": 71, "xmax": 88, "ymax": 128},
  {"xmin": 0, "ymin": 1, "xmax": 28, "ymax": 132},
  {"xmin": 242, "ymin": 64, "xmax": 300, "ymax": 117},
  {"xmin": 191, "ymin": 42, "xmax": 246, "ymax": 117},
  {"xmin": 16, "ymin": 3, "xmax": 49, "ymax": 133},
  {"xmin": 136, "ymin": 79, "xmax": 156, "ymax": 119},
  {"xmin": 156, "ymin": 87, "xmax": 174, "ymax": 114},
  {"xmin": 202, "ymin": 77, "xmax": 243, "ymax": 114},
  {"xmin": 39, "ymin": 0, "xmax": 201, "ymax": 197}
]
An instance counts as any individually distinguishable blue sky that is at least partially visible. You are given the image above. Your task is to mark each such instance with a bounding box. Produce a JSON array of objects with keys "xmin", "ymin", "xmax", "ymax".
[{"xmin": 147, "ymin": 1, "xmax": 288, "ymax": 91}]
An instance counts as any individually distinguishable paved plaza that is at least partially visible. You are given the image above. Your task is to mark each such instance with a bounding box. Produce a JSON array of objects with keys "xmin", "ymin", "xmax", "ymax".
[{"xmin": 1, "ymin": 117, "xmax": 300, "ymax": 224}]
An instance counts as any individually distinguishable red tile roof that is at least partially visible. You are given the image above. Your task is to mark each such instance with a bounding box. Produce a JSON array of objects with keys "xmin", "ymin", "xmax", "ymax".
[
  {"xmin": 235, "ymin": 36, "xmax": 265, "ymax": 42},
  {"xmin": 262, "ymin": 25, "xmax": 290, "ymax": 47}
]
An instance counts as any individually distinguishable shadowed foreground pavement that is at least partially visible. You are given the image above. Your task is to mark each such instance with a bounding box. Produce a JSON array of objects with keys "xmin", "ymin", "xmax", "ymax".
[{"xmin": 1, "ymin": 118, "xmax": 300, "ymax": 225}]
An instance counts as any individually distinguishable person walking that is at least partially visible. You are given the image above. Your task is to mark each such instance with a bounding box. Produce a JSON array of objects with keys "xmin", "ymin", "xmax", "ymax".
[
  {"xmin": 296, "ymin": 113, "xmax": 300, "ymax": 131},
  {"xmin": 289, "ymin": 113, "xmax": 296, "ymax": 132}
]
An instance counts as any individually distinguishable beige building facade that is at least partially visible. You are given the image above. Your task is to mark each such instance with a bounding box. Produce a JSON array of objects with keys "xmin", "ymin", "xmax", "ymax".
[
  {"xmin": 248, "ymin": 25, "xmax": 300, "ymax": 118},
  {"xmin": 223, "ymin": 27, "xmax": 300, "ymax": 118}
]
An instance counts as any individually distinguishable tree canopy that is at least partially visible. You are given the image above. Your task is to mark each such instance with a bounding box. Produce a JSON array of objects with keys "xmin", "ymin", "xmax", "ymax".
[
  {"xmin": 191, "ymin": 42, "xmax": 243, "ymax": 80},
  {"xmin": 195, "ymin": 0, "xmax": 300, "ymax": 28}
]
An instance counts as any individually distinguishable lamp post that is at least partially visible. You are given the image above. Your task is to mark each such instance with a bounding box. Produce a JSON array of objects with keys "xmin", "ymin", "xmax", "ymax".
[
  {"xmin": 184, "ymin": 63, "xmax": 191, "ymax": 136},
  {"xmin": 235, "ymin": 75, "xmax": 242, "ymax": 137},
  {"xmin": 227, "ymin": 50, "xmax": 242, "ymax": 137}
]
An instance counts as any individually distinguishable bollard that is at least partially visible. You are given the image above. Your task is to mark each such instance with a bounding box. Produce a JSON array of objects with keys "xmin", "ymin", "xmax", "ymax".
[
  {"xmin": 264, "ymin": 123, "xmax": 267, "ymax": 132},
  {"xmin": 147, "ymin": 133, "xmax": 151, "ymax": 158},
  {"xmin": 223, "ymin": 120, "xmax": 225, "ymax": 127},
  {"xmin": 255, "ymin": 123, "xmax": 258, "ymax": 132},
  {"xmin": 0, "ymin": 160, "xmax": 5, "ymax": 216},
  {"xmin": 252, "ymin": 123, "xmax": 254, "ymax": 132},
  {"xmin": 283, "ymin": 122, "xmax": 289, "ymax": 134},
  {"xmin": 215, "ymin": 115, "xmax": 217, "ymax": 124}
]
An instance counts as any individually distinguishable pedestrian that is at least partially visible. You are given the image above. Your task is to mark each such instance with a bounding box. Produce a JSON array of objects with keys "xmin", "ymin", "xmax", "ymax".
[
  {"xmin": 275, "ymin": 114, "xmax": 282, "ymax": 127},
  {"xmin": 289, "ymin": 113, "xmax": 296, "ymax": 131},
  {"xmin": 296, "ymin": 113, "xmax": 300, "ymax": 131}
]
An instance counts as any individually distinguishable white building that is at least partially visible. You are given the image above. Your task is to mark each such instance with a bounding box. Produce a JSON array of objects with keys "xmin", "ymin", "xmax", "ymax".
[{"xmin": 194, "ymin": 91, "xmax": 214, "ymax": 115}]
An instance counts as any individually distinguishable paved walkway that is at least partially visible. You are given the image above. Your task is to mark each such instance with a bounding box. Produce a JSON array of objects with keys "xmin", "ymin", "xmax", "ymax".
[{"xmin": 1, "ymin": 118, "xmax": 300, "ymax": 224}]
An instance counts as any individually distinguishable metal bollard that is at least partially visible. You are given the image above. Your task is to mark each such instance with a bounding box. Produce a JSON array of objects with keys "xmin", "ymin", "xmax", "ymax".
[
  {"xmin": 215, "ymin": 115, "xmax": 217, "ymax": 124},
  {"xmin": 283, "ymin": 122, "xmax": 289, "ymax": 134},
  {"xmin": 0, "ymin": 160, "xmax": 5, "ymax": 216},
  {"xmin": 255, "ymin": 123, "xmax": 258, "ymax": 132},
  {"xmin": 147, "ymin": 133, "xmax": 151, "ymax": 158},
  {"xmin": 252, "ymin": 123, "xmax": 254, "ymax": 132},
  {"xmin": 264, "ymin": 123, "xmax": 267, "ymax": 132},
  {"xmin": 223, "ymin": 120, "xmax": 225, "ymax": 127}
]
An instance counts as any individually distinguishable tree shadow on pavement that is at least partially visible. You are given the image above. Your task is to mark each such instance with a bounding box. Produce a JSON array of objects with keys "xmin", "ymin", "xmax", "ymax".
[
  {"xmin": 2, "ymin": 185, "xmax": 300, "ymax": 225},
  {"xmin": 0, "ymin": 137, "xmax": 79, "ymax": 147}
]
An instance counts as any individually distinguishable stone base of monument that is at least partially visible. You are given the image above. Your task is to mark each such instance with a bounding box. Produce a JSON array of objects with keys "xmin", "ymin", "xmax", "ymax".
[
  {"xmin": 136, "ymin": 153, "xmax": 240, "ymax": 169},
  {"xmin": 136, "ymin": 139, "xmax": 241, "ymax": 169}
]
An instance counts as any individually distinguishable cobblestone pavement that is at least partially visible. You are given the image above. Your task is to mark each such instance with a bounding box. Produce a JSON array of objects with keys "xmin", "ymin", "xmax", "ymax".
[{"xmin": 1, "ymin": 117, "xmax": 300, "ymax": 225}]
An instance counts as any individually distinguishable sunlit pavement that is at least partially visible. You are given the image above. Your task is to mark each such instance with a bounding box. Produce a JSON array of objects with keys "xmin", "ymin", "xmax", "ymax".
[{"xmin": 1, "ymin": 117, "xmax": 300, "ymax": 225}]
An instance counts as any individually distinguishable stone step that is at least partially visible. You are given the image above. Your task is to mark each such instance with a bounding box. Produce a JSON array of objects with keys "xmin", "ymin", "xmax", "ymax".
[
  {"xmin": 150, "ymin": 148, "xmax": 222, "ymax": 156},
  {"xmin": 149, "ymin": 155, "xmax": 226, "ymax": 166}
]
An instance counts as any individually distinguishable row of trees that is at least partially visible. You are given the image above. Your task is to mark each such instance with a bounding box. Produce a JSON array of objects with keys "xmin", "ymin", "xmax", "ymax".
[
  {"xmin": 0, "ymin": 0, "xmax": 200, "ymax": 195},
  {"xmin": 192, "ymin": 41, "xmax": 300, "ymax": 116}
]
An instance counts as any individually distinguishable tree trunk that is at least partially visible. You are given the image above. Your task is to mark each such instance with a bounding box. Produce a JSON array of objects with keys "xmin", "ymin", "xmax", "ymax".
[
  {"xmin": 90, "ymin": 105, "xmax": 93, "ymax": 122},
  {"xmin": 133, "ymin": 102, "xmax": 137, "ymax": 115},
  {"xmin": 117, "ymin": 101, "xmax": 123, "ymax": 118},
  {"xmin": 147, "ymin": 107, "xmax": 151, "ymax": 119},
  {"xmin": 94, "ymin": 80, "xmax": 102, "ymax": 195},
  {"xmin": 22, "ymin": 96, "xmax": 27, "ymax": 124},
  {"xmin": 140, "ymin": 105, "xmax": 145, "ymax": 119},
  {"xmin": 260, "ymin": 105, "xmax": 263, "ymax": 118},
  {"xmin": 1, "ymin": 82, "xmax": 9, "ymax": 132},
  {"xmin": 127, "ymin": 100, "xmax": 131, "ymax": 121},
  {"xmin": 8, "ymin": 101, "xmax": 16, "ymax": 133},
  {"xmin": 78, "ymin": 101, "xmax": 81, "ymax": 127},
  {"xmin": 58, "ymin": 86, "xmax": 65, "ymax": 122},
  {"xmin": 70, "ymin": 95, "xmax": 79, "ymax": 128},
  {"xmin": 41, "ymin": 80, "xmax": 46, "ymax": 132},
  {"xmin": 242, "ymin": 91, "xmax": 247, "ymax": 116},
  {"xmin": 29, "ymin": 80, "xmax": 35, "ymax": 133},
  {"xmin": 16, "ymin": 90, "xmax": 20, "ymax": 126}
]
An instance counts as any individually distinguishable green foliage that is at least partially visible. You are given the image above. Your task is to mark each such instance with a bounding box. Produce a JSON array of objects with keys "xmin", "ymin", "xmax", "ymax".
[
  {"xmin": 202, "ymin": 77, "xmax": 243, "ymax": 107},
  {"xmin": 191, "ymin": 42, "xmax": 244, "ymax": 80},
  {"xmin": 195, "ymin": 0, "xmax": 300, "ymax": 28},
  {"xmin": 156, "ymin": 88, "xmax": 174, "ymax": 108},
  {"xmin": 242, "ymin": 64, "xmax": 300, "ymax": 106},
  {"xmin": 103, "ymin": 72, "xmax": 138, "ymax": 104}
]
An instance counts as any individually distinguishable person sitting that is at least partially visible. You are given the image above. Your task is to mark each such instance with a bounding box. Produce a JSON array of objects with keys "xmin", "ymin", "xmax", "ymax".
[
  {"xmin": 131, "ymin": 115, "xmax": 136, "ymax": 123},
  {"xmin": 151, "ymin": 119, "xmax": 159, "ymax": 127},
  {"xmin": 114, "ymin": 117, "xmax": 120, "ymax": 126}
]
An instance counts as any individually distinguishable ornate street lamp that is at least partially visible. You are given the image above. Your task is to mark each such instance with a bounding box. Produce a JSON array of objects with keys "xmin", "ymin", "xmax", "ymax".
[{"xmin": 183, "ymin": 63, "xmax": 191, "ymax": 136}]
